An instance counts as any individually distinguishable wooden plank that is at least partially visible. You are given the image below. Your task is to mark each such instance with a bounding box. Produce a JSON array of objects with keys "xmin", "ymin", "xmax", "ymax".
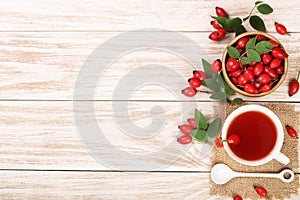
[
  {"xmin": 0, "ymin": 101, "xmax": 218, "ymax": 171},
  {"xmin": 0, "ymin": 0, "xmax": 299, "ymax": 32},
  {"xmin": 0, "ymin": 32, "xmax": 299, "ymax": 101},
  {"xmin": 1, "ymin": 171, "xmax": 299, "ymax": 200}
]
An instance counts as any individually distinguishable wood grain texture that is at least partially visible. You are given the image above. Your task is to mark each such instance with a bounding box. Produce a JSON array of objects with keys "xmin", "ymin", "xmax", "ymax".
[
  {"xmin": 0, "ymin": 0, "xmax": 299, "ymax": 32},
  {"xmin": 0, "ymin": 32, "xmax": 299, "ymax": 101}
]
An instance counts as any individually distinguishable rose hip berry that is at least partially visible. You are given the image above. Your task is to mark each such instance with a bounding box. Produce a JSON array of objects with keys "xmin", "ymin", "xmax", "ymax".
[
  {"xmin": 211, "ymin": 20, "xmax": 222, "ymax": 29},
  {"xmin": 233, "ymin": 195, "xmax": 243, "ymax": 200},
  {"xmin": 187, "ymin": 118, "xmax": 197, "ymax": 129},
  {"xmin": 193, "ymin": 70, "xmax": 207, "ymax": 80},
  {"xmin": 178, "ymin": 124, "xmax": 193, "ymax": 134},
  {"xmin": 268, "ymin": 40, "xmax": 279, "ymax": 47},
  {"xmin": 215, "ymin": 6, "xmax": 228, "ymax": 18},
  {"xmin": 259, "ymin": 84, "xmax": 271, "ymax": 93},
  {"xmin": 230, "ymin": 77, "xmax": 238, "ymax": 85},
  {"xmin": 237, "ymin": 75, "xmax": 248, "ymax": 86},
  {"xmin": 256, "ymin": 34, "xmax": 266, "ymax": 41},
  {"xmin": 229, "ymin": 69, "xmax": 242, "ymax": 78},
  {"xmin": 272, "ymin": 47, "xmax": 288, "ymax": 59},
  {"xmin": 211, "ymin": 59, "xmax": 222, "ymax": 73},
  {"xmin": 226, "ymin": 58, "xmax": 239, "ymax": 72},
  {"xmin": 275, "ymin": 66, "xmax": 284, "ymax": 75},
  {"xmin": 262, "ymin": 53, "xmax": 272, "ymax": 65},
  {"xmin": 182, "ymin": 87, "xmax": 197, "ymax": 97},
  {"xmin": 217, "ymin": 28, "xmax": 226, "ymax": 38},
  {"xmin": 286, "ymin": 125, "xmax": 298, "ymax": 138},
  {"xmin": 254, "ymin": 82, "xmax": 261, "ymax": 89},
  {"xmin": 270, "ymin": 58, "xmax": 282, "ymax": 69},
  {"xmin": 237, "ymin": 37, "xmax": 249, "ymax": 49},
  {"xmin": 244, "ymin": 84, "xmax": 258, "ymax": 94},
  {"xmin": 254, "ymin": 63, "xmax": 264, "ymax": 76},
  {"xmin": 275, "ymin": 22, "xmax": 287, "ymax": 35},
  {"xmin": 255, "ymin": 186, "xmax": 268, "ymax": 197},
  {"xmin": 188, "ymin": 77, "xmax": 202, "ymax": 88},
  {"xmin": 209, "ymin": 31, "xmax": 220, "ymax": 41},
  {"xmin": 215, "ymin": 137, "xmax": 223, "ymax": 148},
  {"xmin": 177, "ymin": 135, "xmax": 192, "ymax": 145},
  {"xmin": 228, "ymin": 134, "xmax": 241, "ymax": 145},
  {"xmin": 244, "ymin": 69, "xmax": 255, "ymax": 82},
  {"xmin": 289, "ymin": 72, "xmax": 300, "ymax": 97},
  {"xmin": 258, "ymin": 73, "xmax": 271, "ymax": 85}
]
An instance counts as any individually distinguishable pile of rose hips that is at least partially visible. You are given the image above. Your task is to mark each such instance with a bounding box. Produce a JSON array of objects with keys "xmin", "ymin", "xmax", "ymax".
[
  {"xmin": 225, "ymin": 35, "xmax": 287, "ymax": 95},
  {"xmin": 177, "ymin": 118, "xmax": 196, "ymax": 145},
  {"xmin": 233, "ymin": 186, "xmax": 268, "ymax": 200}
]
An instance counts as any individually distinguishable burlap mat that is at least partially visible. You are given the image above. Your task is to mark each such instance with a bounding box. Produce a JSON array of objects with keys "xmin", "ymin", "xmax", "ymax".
[{"xmin": 210, "ymin": 103, "xmax": 299, "ymax": 199}]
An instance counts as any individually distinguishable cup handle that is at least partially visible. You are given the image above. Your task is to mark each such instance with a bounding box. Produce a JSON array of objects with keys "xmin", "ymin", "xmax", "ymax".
[{"xmin": 275, "ymin": 152, "xmax": 290, "ymax": 165}]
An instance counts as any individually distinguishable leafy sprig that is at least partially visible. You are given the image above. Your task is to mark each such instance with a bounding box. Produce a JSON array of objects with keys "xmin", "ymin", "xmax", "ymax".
[
  {"xmin": 189, "ymin": 109, "xmax": 221, "ymax": 142},
  {"xmin": 212, "ymin": 0, "xmax": 273, "ymax": 36},
  {"xmin": 201, "ymin": 58, "xmax": 243, "ymax": 104}
]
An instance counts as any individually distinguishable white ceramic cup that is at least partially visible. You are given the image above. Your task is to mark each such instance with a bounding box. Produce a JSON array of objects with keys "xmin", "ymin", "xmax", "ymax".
[{"xmin": 222, "ymin": 105, "xmax": 290, "ymax": 166}]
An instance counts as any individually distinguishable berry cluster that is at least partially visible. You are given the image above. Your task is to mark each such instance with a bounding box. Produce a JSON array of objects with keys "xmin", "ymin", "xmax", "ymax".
[
  {"xmin": 209, "ymin": 7, "xmax": 228, "ymax": 41},
  {"xmin": 225, "ymin": 34, "xmax": 288, "ymax": 95},
  {"xmin": 177, "ymin": 118, "xmax": 196, "ymax": 145}
]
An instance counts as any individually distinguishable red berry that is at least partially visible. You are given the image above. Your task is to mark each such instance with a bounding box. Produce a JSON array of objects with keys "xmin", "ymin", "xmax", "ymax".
[
  {"xmin": 258, "ymin": 74, "xmax": 271, "ymax": 84},
  {"xmin": 275, "ymin": 66, "xmax": 284, "ymax": 75},
  {"xmin": 275, "ymin": 22, "xmax": 287, "ymax": 35},
  {"xmin": 217, "ymin": 28, "xmax": 226, "ymax": 38},
  {"xmin": 256, "ymin": 34, "xmax": 266, "ymax": 41},
  {"xmin": 215, "ymin": 137, "xmax": 223, "ymax": 148},
  {"xmin": 182, "ymin": 87, "xmax": 197, "ymax": 97},
  {"xmin": 226, "ymin": 58, "xmax": 239, "ymax": 72},
  {"xmin": 272, "ymin": 47, "xmax": 288, "ymax": 59},
  {"xmin": 228, "ymin": 134, "xmax": 241, "ymax": 145},
  {"xmin": 244, "ymin": 84, "xmax": 258, "ymax": 94},
  {"xmin": 239, "ymin": 61, "xmax": 247, "ymax": 68},
  {"xmin": 244, "ymin": 69, "xmax": 255, "ymax": 82},
  {"xmin": 289, "ymin": 80, "xmax": 299, "ymax": 97},
  {"xmin": 187, "ymin": 118, "xmax": 197, "ymax": 129},
  {"xmin": 268, "ymin": 40, "xmax": 279, "ymax": 47},
  {"xmin": 177, "ymin": 135, "xmax": 192, "ymax": 145},
  {"xmin": 211, "ymin": 20, "xmax": 222, "ymax": 29},
  {"xmin": 260, "ymin": 84, "xmax": 271, "ymax": 93},
  {"xmin": 270, "ymin": 58, "xmax": 282, "ymax": 69},
  {"xmin": 247, "ymin": 66, "xmax": 254, "ymax": 71},
  {"xmin": 233, "ymin": 195, "xmax": 243, "ymax": 200},
  {"xmin": 254, "ymin": 82, "xmax": 261, "ymax": 89},
  {"xmin": 178, "ymin": 124, "xmax": 193, "ymax": 134},
  {"xmin": 230, "ymin": 77, "xmax": 238, "ymax": 85},
  {"xmin": 268, "ymin": 69, "xmax": 277, "ymax": 79},
  {"xmin": 209, "ymin": 31, "xmax": 220, "ymax": 41},
  {"xmin": 193, "ymin": 70, "xmax": 207, "ymax": 80},
  {"xmin": 254, "ymin": 62, "xmax": 264, "ymax": 76},
  {"xmin": 188, "ymin": 77, "xmax": 202, "ymax": 88},
  {"xmin": 215, "ymin": 6, "xmax": 228, "ymax": 18},
  {"xmin": 286, "ymin": 125, "xmax": 298, "ymax": 138},
  {"xmin": 262, "ymin": 53, "xmax": 272, "ymax": 65},
  {"xmin": 229, "ymin": 69, "xmax": 242, "ymax": 78},
  {"xmin": 211, "ymin": 59, "xmax": 222, "ymax": 73},
  {"xmin": 237, "ymin": 74, "xmax": 248, "ymax": 86},
  {"xmin": 255, "ymin": 186, "xmax": 268, "ymax": 197},
  {"xmin": 250, "ymin": 61, "xmax": 257, "ymax": 66},
  {"xmin": 237, "ymin": 37, "xmax": 249, "ymax": 49}
]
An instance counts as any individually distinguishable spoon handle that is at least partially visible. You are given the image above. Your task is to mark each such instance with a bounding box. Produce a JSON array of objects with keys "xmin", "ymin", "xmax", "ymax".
[{"xmin": 234, "ymin": 172, "xmax": 278, "ymax": 179}]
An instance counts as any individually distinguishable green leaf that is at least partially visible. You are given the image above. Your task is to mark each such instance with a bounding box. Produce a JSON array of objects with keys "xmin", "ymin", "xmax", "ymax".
[
  {"xmin": 194, "ymin": 130, "xmax": 207, "ymax": 142},
  {"xmin": 227, "ymin": 46, "xmax": 240, "ymax": 58},
  {"xmin": 210, "ymin": 91, "xmax": 226, "ymax": 100},
  {"xmin": 257, "ymin": 4, "xmax": 273, "ymax": 14},
  {"xmin": 250, "ymin": 15, "xmax": 266, "ymax": 32},
  {"xmin": 212, "ymin": 16, "xmax": 229, "ymax": 31},
  {"xmin": 189, "ymin": 129, "xmax": 197, "ymax": 137},
  {"xmin": 247, "ymin": 49, "xmax": 261, "ymax": 62},
  {"xmin": 255, "ymin": 41, "xmax": 274, "ymax": 54},
  {"xmin": 194, "ymin": 109, "xmax": 208, "ymax": 130},
  {"xmin": 246, "ymin": 37, "xmax": 257, "ymax": 50},
  {"xmin": 231, "ymin": 97, "xmax": 243, "ymax": 105},
  {"xmin": 221, "ymin": 72, "xmax": 234, "ymax": 95},
  {"xmin": 235, "ymin": 25, "xmax": 247, "ymax": 36},
  {"xmin": 255, "ymin": 1, "xmax": 263, "ymax": 5},
  {"xmin": 207, "ymin": 118, "xmax": 221, "ymax": 138},
  {"xmin": 202, "ymin": 58, "xmax": 213, "ymax": 78},
  {"xmin": 227, "ymin": 17, "xmax": 242, "ymax": 31},
  {"xmin": 203, "ymin": 78, "xmax": 221, "ymax": 92},
  {"xmin": 241, "ymin": 57, "xmax": 251, "ymax": 64}
]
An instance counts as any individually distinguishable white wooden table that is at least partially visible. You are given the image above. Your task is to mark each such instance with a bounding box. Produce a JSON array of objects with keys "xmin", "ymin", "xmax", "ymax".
[{"xmin": 0, "ymin": 0, "xmax": 299, "ymax": 199}]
